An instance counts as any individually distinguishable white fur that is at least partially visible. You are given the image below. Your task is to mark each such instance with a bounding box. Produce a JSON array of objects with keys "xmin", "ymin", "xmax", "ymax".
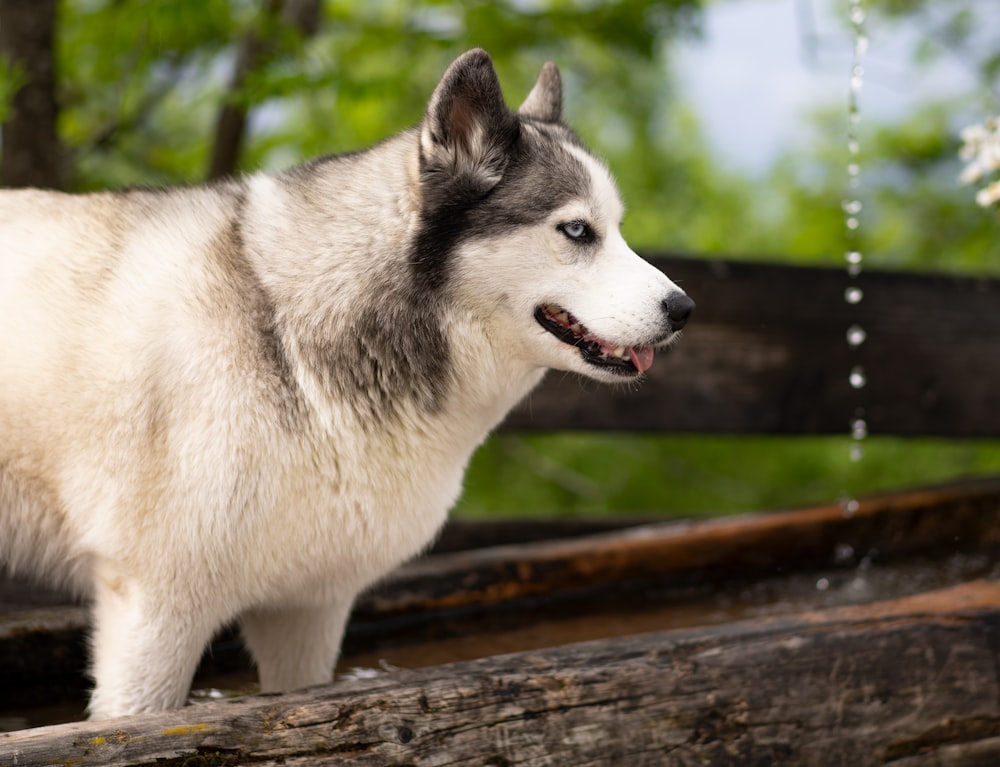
[{"xmin": 0, "ymin": 53, "xmax": 690, "ymax": 719}]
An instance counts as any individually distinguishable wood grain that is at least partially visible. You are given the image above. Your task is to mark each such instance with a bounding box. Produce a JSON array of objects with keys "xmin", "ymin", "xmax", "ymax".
[{"xmin": 3, "ymin": 581, "xmax": 999, "ymax": 766}]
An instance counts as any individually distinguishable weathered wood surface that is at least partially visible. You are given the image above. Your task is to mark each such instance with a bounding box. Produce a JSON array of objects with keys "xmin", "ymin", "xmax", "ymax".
[
  {"xmin": 360, "ymin": 476, "xmax": 1000, "ymax": 618},
  {"xmin": 3, "ymin": 581, "xmax": 1000, "ymax": 767},
  {"xmin": 506, "ymin": 255, "xmax": 1000, "ymax": 437},
  {"xmin": 4, "ymin": 477, "xmax": 1000, "ymax": 714}
]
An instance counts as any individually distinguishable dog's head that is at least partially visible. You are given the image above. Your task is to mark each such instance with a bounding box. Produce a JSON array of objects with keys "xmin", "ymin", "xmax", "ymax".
[{"xmin": 415, "ymin": 49, "xmax": 693, "ymax": 382}]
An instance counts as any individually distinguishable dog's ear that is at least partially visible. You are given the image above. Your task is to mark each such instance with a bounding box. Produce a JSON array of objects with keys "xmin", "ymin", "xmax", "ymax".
[
  {"xmin": 420, "ymin": 49, "xmax": 520, "ymax": 199},
  {"xmin": 518, "ymin": 62, "xmax": 562, "ymax": 122}
]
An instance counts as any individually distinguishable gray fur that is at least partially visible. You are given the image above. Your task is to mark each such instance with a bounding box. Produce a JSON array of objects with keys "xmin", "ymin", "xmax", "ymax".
[
  {"xmin": 518, "ymin": 61, "xmax": 563, "ymax": 122},
  {"xmin": 276, "ymin": 51, "xmax": 593, "ymax": 422}
]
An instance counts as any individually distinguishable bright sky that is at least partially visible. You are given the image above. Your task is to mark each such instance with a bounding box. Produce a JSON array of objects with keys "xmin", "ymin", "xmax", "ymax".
[{"xmin": 674, "ymin": 0, "xmax": 983, "ymax": 175}]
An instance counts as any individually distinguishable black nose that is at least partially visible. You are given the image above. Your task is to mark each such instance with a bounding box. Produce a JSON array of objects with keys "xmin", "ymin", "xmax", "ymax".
[{"xmin": 663, "ymin": 293, "xmax": 694, "ymax": 331}]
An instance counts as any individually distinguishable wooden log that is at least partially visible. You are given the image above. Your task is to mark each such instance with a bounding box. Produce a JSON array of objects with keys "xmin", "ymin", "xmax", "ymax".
[
  {"xmin": 361, "ymin": 476, "xmax": 1000, "ymax": 619},
  {"xmin": 3, "ymin": 581, "xmax": 999, "ymax": 767},
  {"xmin": 505, "ymin": 255, "xmax": 1000, "ymax": 437},
  {"xmin": 4, "ymin": 477, "xmax": 1000, "ymax": 713}
]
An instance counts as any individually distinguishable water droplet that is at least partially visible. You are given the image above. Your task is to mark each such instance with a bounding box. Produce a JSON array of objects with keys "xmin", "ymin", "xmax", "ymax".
[
  {"xmin": 841, "ymin": 498, "xmax": 859, "ymax": 518},
  {"xmin": 846, "ymin": 324, "xmax": 866, "ymax": 347},
  {"xmin": 850, "ymin": 417, "xmax": 868, "ymax": 440},
  {"xmin": 843, "ymin": 0, "xmax": 868, "ymax": 478},
  {"xmin": 849, "ymin": 365, "xmax": 866, "ymax": 389},
  {"xmin": 834, "ymin": 543, "xmax": 855, "ymax": 564},
  {"xmin": 850, "ymin": 66, "xmax": 864, "ymax": 90},
  {"xmin": 816, "ymin": 577, "xmax": 831, "ymax": 591}
]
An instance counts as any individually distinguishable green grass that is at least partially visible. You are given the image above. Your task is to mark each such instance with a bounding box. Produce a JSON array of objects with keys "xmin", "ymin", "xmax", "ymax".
[{"xmin": 453, "ymin": 433, "xmax": 1000, "ymax": 519}]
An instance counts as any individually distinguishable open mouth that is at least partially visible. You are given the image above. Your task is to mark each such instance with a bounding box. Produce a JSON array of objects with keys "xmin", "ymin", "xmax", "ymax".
[{"xmin": 534, "ymin": 304, "xmax": 655, "ymax": 376}]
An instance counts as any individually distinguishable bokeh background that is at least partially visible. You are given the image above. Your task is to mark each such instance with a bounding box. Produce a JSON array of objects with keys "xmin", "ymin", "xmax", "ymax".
[{"xmin": 3, "ymin": 0, "xmax": 998, "ymax": 518}]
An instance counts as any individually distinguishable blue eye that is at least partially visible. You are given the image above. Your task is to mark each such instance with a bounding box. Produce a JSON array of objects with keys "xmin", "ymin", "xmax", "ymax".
[{"xmin": 559, "ymin": 221, "xmax": 593, "ymax": 242}]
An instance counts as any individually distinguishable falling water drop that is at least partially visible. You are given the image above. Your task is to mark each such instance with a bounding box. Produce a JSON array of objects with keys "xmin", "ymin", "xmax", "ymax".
[
  {"xmin": 850, "ymin": 417, "xmax": 868, "ymax": 440},
  {"xmin": 850, "ymin": 65, "xmax": 865, "ymax": 92},
  {"xmin": 844, "ymin": 0, "xmax": 869, "ymax": 483},
  {"xmin": 840, "ymin": 497, "xmax": 860, "ymax": 518},
  {"xmin": 834, "ymin": 542, "xmax": 856, "ymax": 564},
  {"xmin": 845, "ymin": 251, "xmax": 862, "ymax": 278},
  {"xmin": 849, "ymin": 365, "xmax": 866, "ymax": 390},
  {"xmin": 846, "ymin": 324, "xmax": 866, "ymax": 347}
]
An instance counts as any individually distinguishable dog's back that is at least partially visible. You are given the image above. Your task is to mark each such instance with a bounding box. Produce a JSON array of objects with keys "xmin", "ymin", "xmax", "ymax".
[{"xmin": 0, "ymin": 185, "xmax": 262, "ymax": 590}]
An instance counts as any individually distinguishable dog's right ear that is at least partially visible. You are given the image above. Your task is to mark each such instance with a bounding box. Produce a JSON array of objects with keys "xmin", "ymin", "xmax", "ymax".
[
  {"xmin": 420, "ymin": 49, "xmax": 520, "ymax": 200},
  {"xmin": 518, "ymin": 62, "xmax": 562, "ymax": 122}
]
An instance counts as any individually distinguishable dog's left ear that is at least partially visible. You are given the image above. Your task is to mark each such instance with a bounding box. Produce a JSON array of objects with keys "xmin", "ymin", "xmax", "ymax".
[
  {"xmin": 518, "ymin": 62, "xmax": 562, "ymax": 122},
  {"xmin": 420, "ymin": 49, "xmax": 520, "ymax": 198}
]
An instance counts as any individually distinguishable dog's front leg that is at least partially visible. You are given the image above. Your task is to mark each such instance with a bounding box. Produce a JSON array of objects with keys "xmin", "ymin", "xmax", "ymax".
[
  {"xmin": 240, "ymin": 599, "xmax": 354, "ymax": 693},
  {"xmin": 87, "ymin": 564, "xmax": 220, "ymax": 720}
]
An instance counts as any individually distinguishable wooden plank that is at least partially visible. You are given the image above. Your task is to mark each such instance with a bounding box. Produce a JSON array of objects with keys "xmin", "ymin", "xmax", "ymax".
[
  {"xmin": 504, "ymin": 255, "xmax": 1000, "ymax": 437},
  {"xmin": 3, "ymin": 581, "xmax": 999, "ymax": 767}
]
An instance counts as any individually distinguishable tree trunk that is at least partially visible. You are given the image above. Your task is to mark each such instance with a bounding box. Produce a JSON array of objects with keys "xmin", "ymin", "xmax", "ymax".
[
  {"xmin": 0, "ymin": 0, "xmax": 61, "ymax": 189},
  {"xmin": 207, "ymin": 0, "xmax": 320, "ymax": 181}
]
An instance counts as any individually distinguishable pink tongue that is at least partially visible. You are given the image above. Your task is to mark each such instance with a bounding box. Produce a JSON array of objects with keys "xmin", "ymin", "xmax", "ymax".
[{"xmin": 629, "ymin": 346, "xmax": 655, "ymax": 373}]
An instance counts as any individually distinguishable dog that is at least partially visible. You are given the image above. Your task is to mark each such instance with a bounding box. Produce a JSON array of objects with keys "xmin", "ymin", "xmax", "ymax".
[{"xmin": 0, "ymin": 49, "xmax": 693, "ymax": 719}]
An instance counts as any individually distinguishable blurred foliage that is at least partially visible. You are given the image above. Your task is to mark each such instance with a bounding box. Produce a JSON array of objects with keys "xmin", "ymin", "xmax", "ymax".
[
  {"xmin": 456, "ymin": 434, "xmax": 1000, "ymax": 518},
  {"xmin": 3, "ymin": 0, "xmax": 1000, "ymax": 517},
  {"xmin": 43, "ymin": 0, "xmax": 701, "ymax": 188},
  {"xmin": 0, "ymin": 56, "xmax": 25, "ymax": 123}
]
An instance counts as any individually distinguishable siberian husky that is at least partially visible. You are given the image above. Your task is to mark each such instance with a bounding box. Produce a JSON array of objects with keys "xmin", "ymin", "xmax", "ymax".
[{"xmin": 0, "ymin": 49, "xmax": 693, "ymax": 719}]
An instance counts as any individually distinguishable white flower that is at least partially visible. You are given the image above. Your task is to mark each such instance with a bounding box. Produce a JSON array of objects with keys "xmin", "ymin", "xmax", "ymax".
[
  {"xmin": 960, "ymin": 124, "xmax": 987, "ymax": 157},
  {"xmin": 975, "ymin": 181, "xmax": 1000, "ymax": 208},
  {"xmin": 960, "ymin": 159, "xmax": 984, "ymax": 185},
  {"xmin": 959, "ymin": 116, "xmax": 1000, "ymax": 208}
]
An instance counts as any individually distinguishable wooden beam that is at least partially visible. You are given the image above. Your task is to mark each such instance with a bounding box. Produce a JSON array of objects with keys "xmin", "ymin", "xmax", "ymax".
[
  {"xmin": 3, "ymin": 581, "xmax": 1000, "ymax": 766},
  {"xmin": 504, "ymin": 255, "xmax": 1000, "ymax": 437}
]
